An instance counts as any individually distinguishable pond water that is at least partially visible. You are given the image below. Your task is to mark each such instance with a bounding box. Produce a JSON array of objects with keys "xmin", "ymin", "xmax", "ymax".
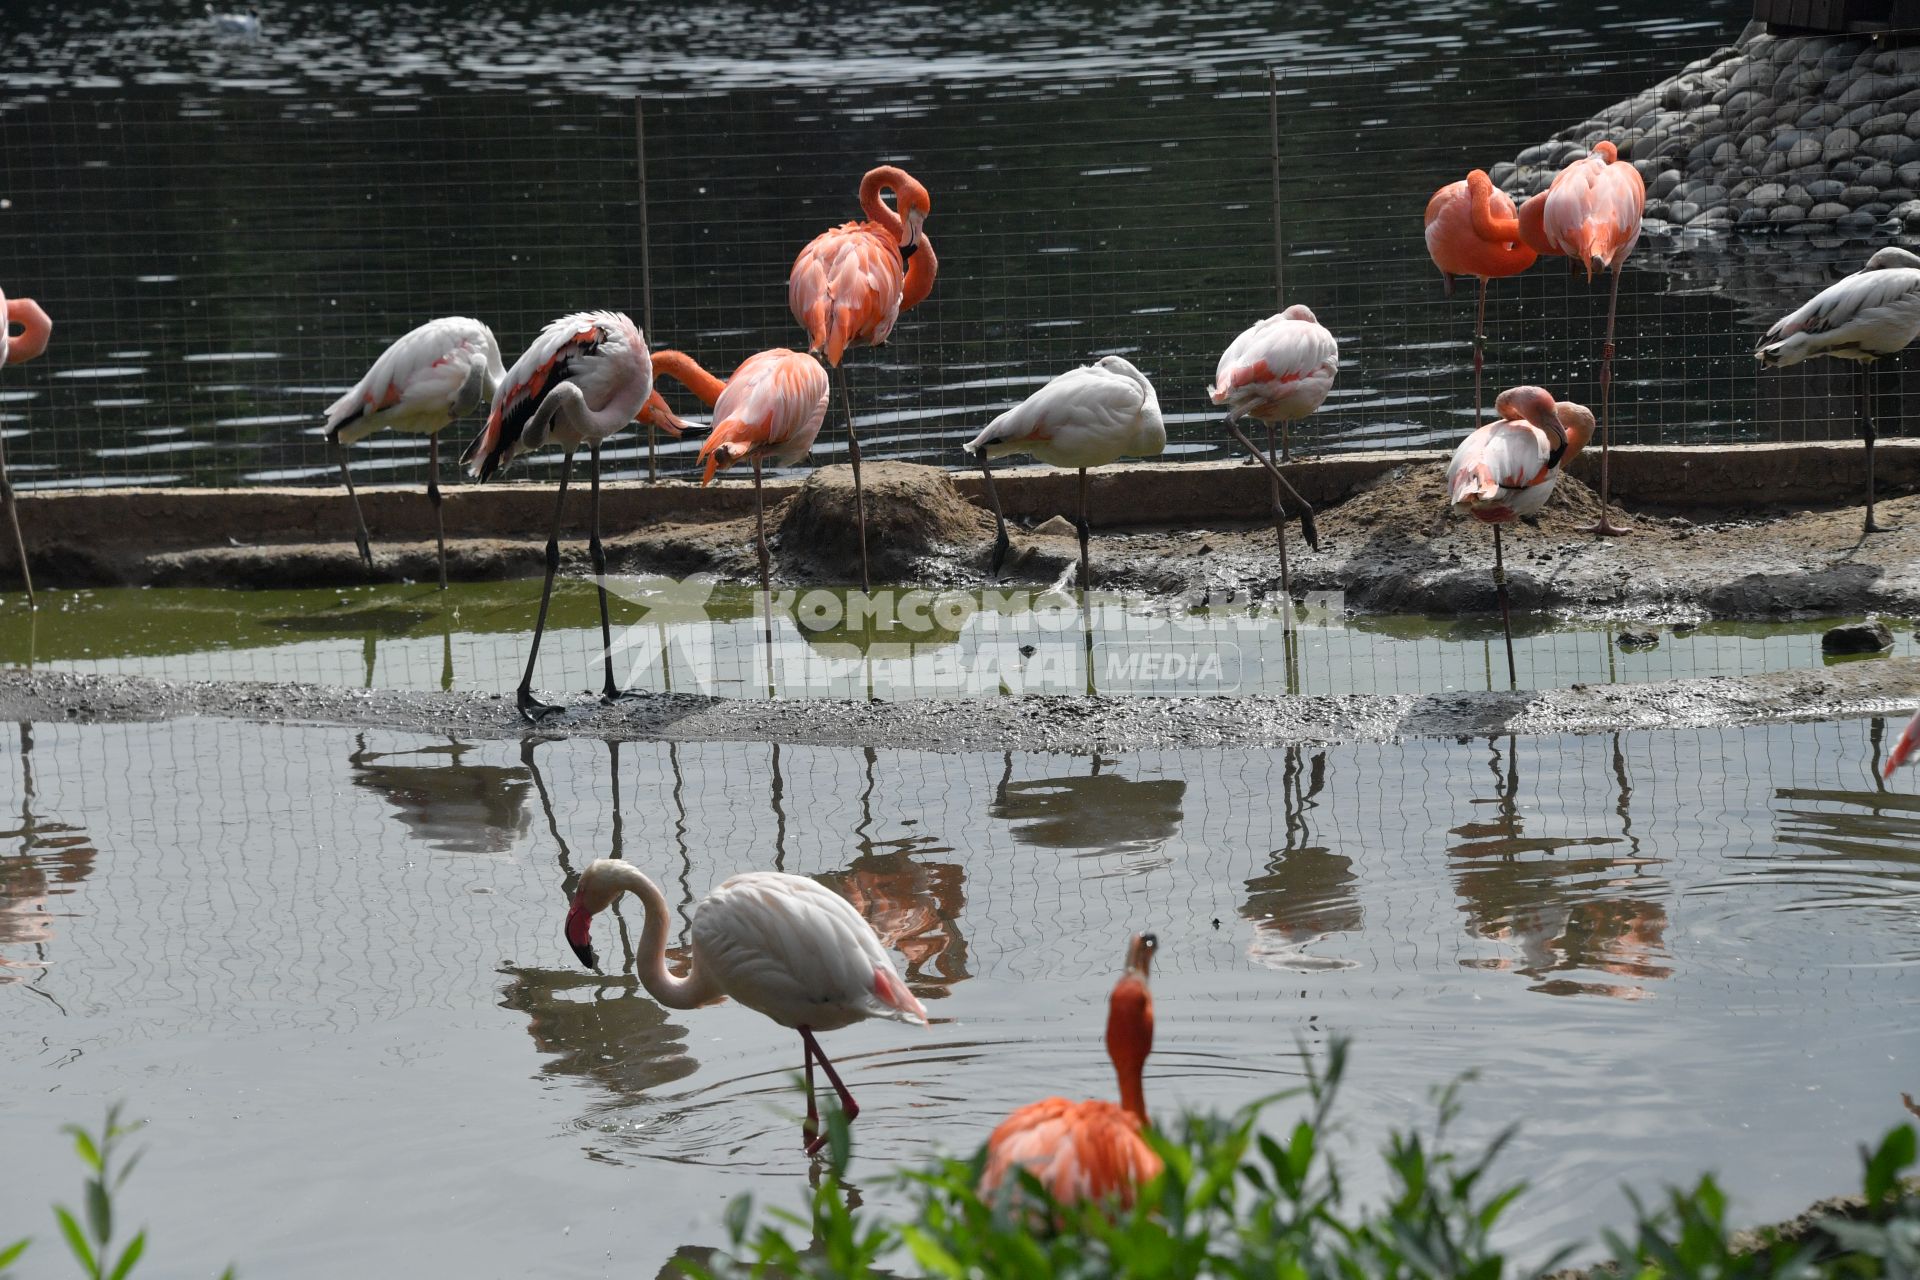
[
  {"xmin": 2, "ymin": 716, "xmax": 1916, "ymax": 1275},
  {"xmin": 3, "ymin": 581, "xmax": 1915, "ymax": 700},
  {"xmin": 4, "ymin": 0, "xmax": 1847, "ymax": 500}
]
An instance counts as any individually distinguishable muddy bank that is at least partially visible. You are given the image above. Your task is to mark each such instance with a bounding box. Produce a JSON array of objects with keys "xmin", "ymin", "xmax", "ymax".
[
  {"xmin": 2, "ymin": 658, "xmax": 1914, "ymax": 754},
  {"xmin": 15, "ymin": 455, "xmax": 1920, "ymax": 621}
]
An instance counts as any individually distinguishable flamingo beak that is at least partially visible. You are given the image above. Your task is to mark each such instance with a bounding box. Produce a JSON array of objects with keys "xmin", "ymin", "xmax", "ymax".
[{"xmin": 565, "ymin": 897, "xmax": 599, "ymax": 972}]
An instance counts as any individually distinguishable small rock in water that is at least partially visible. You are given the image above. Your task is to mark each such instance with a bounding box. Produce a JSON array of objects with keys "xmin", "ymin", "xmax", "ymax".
[
  {"xmin": 1821, "ymin": 621, "xmax": 1894, "ymax": 654},
  {"xmin": 1617, "ymin": 630, "xmax": 1659, "ymax": 650}
]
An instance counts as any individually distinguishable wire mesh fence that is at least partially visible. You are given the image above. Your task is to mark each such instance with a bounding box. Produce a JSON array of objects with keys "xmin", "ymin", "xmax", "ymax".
[{"xmin": 1, "ymin": 29, "xmax": 1912, "ymax": 494}]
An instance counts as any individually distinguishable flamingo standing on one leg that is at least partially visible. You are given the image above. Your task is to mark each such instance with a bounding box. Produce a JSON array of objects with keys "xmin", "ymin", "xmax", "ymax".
[
  {"xmin": 966, "ymin": 355, "xmax": 1165, "ymax": 588},
  {"xmin": 0, "ymin": 287, "xmax": 51, "ymax": 606},
  {"xmin": 461, "ymin": 311, "xmax": 686, "ymax": 721},
  {"xmin": 324, "ymin": 316, "xmax": 505, "ymax": 589},
  {"xmin": 1445, "ymin": 385, "xmax": 1595, "ymax": 689},
  {"xmin": 563, "ymin": 858, "xmax": 928, "ymax": 1154},
  {"xmin": 1885, "ymin": 708, "xmax": 1920, "ymax": 777},
  {"xmin": 1425, "ymin": 170, "xmax": 1538, "ymax": 424},
  {"xmin": 789, "ymin": 165, "xmax": 938, "ymax": 592},
  {"xmin": 1518, "ymin": 141, "xmax": 1643, "ymax": 536},
  {"xmin": 1757, "ymin": 247, "xmax": 1920, "ymax": 536},
  {"xmin": 1208, "ymin": 305, "xmax": 1336, "ymax": 612},
  {"xmin": 979, "ymin": 933, "xmax": 1161, "ymax": 1209},
  {"xmin": 651, "ymin": 348, "xmax": 830, "ymax": 592}
]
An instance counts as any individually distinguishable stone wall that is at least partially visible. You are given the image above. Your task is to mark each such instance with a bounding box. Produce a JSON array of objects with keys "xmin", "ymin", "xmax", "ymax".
[{"xmin": 1492, "ymin": 20, "xmax": 1920, "ymax": 235}]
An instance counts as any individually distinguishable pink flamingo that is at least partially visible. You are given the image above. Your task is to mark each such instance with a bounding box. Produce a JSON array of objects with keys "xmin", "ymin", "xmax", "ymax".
[
  {"xmin": 979, "ymin": 933, "xmax": 1160, "ymax": 1209},
  {"xmin": 1518, "ymin": 141, "xmax": 1644, "ymax": 536},
  {"xmin": 564, "ymin": 858, "xmax": 928, "ymax": 1154},
  {"xmin": 789, "ymin": 166, "xmax": 938, "ymax": 591},
  {"xmin": 1208, "ymin": 305, "xmax": 1337, "ymax": 608},
  {"xmin": 324, "ymin": 316, "xmax": 505, "ymax": 588},
  {"xmin": 461, "ymin": 311, "xmax": 686, "ymax": 721},
  {"xmin": 1886, "ymin": 708, "xmax": 1920, "ymax": 778},
  {"xmin": 1445, "ymin": 385, "xmax": 1595, "ymax": 687},
  {"xmin": 650, "ymin": 348, "xmax": 830, "ymax": 591},
  {"xmin": 1424, "ymin": 170, "xmax": 1538, "ymax": 424},
  {"xmin": 0, "ymin": 287, "xmax": 51, "ymax": 605}
]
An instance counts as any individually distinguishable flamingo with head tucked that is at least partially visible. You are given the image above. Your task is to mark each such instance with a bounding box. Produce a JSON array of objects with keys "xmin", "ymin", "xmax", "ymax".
[
  {"xmin": 564, "ymin": 858, "xmax": 928, "ymax": 1155},
  {"xmin": 789, "ymin": 165, "xmax": 938, "ymax": 591},
  {"xmin": 1517, "ymin": 141, "xmax": 1644, "ymax": 536},
  {"xmin": 1425, "ymin": 170, "xmax": 1538, "ymax": 424},
  {"xmin": 324, "ymin": 316, "xmax": 505, "ymax": 589},
  {"xmin": 0, "ymin": 288, "xmax": 51, "ymax": 606},
  {"xmin": 1445, "ymin": 385, "xmax": 1595, "ymax": 688},
  {"xmin": 979, "ymin": 933, "xmax": 1161, "ymax": 1210},
  {"xmin": 1757, "ymin": 246, "xmax": 1920, "ymax": 536},
  {"xmin": 461, "ymin": 311, "xmax": 686, "ymax": 721},
  {"xmin": 651, "ymin": 348, "xmax": 830, "ymax": 591}
]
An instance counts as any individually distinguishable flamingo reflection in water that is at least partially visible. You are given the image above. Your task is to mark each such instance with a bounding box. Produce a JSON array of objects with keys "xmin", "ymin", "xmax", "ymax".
[
  {"xmin": 1, "ymin": 724, "xmax": 97, "ymax": 990},
  {"xmin": 1239, "ymin": 746, "xmax": 1361, "ymax": 972}
]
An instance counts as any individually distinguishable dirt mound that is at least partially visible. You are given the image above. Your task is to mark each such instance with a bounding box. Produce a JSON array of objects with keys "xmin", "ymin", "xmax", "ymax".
[
  {"xmin": 1315, "ymin": 460, "xmax": 1612, "ymax": 542},
  {"xmin": 777, "ymin": 462, "xmax": 995, "ymax": 578}
]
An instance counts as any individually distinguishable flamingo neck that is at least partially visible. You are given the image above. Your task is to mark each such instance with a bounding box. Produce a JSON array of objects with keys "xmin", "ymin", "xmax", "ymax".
[
  {"xmin": 651, "ymin": 350, "xmax": 726, "ymax": 407},
  {"xmin": 602, "ymin": 861, "xmax": 721, "ymax": 1010},
  {"xmin": 1106, "ymin": 974, "xmax": 1153, "ymax": 1125},
  {"xmin": 901, "ymin": 233, "xmax": 938, "ymax": 312},
  {"xmin": 3, "ymin": 296, "xmax": 52, "ymax": 366},
  {"xmin": 1466, "ymin": 171, "xmax": 1520, "ymax": 245},
  {"xmin": 859, "ymin": 167, "xmax": 910, "ymax": 241}
]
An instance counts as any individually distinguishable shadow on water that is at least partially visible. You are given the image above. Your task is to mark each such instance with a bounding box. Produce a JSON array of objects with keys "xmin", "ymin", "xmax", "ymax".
[
  {"xmin": 1240, "ymin": 745, "xmax": 1361, "ymax": 973},
  {"xmin": 1448, "ymin": 734, "xmax": 1672, "ymax": 1000},
  {"xmin": 990, "ymin": 753, "xmax": 1186, "ymax": 867},
  {"xmin": 0, "ymin": 723, "xmax": 95, "ymax": 999},
  {"xmin": 345, "ymin": 733, "xmax": 533, "ymax": 855}
]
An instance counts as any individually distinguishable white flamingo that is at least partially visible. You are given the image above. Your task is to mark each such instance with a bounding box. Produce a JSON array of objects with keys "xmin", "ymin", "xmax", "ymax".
[
  {"xmin": 966, "ymin": 355, "xmax": 1165, "ymax": 587},
  {"xmin": 324, "ymin": 316, "xmax": 504, "ymax": 589},
  {"xmin": 461, "ymin": 311, "xmax": 686, "ymax": 720},
  {"xmin": 564, "ymin": 859, "xmax": 928, "ymax": 1153},
  {"xmin": 1757, "ymin": 247, "xmax": 1920, "ymax": 535}
]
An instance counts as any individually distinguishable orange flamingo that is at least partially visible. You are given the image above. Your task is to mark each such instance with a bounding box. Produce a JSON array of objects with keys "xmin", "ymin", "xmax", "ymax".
[
  {"xmin": 788, "ymin": 165, "xmax": 938, "ymax": 592},
  {"xmin": 651, "ymin": 348, "xmax": 830, "ymax": 591},
  {"xmin": 1886, "ymin": 708, "xmax": 1920, "ymax": 778},
  {"xmin": 979, "ymin": 933, "xmax": 1161, "ymax": 1209},
  {"xmin": 1444, "ymin": 385, "xmax": 1594, "ymax": 689},
  {"xmin": 0, "ymin": 287, "xmax": 52, "ymax": 605},
  {"xmin": 1424, "ymin": 170, "xmax": 1538, "ymax": 425},
  {"xmin": 1518, "ymin": 141, "xmax": 1644, "ymax": 536}
]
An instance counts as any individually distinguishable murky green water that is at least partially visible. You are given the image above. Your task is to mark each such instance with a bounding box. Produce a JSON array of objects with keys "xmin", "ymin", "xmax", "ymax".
[
  {"xmin": 1, "ymin": 717, "xmax": 1916, "ymax": 1275},
  {"xmin": 1, "ymin": 581, "xmax": 1913, "ymax": 701}
]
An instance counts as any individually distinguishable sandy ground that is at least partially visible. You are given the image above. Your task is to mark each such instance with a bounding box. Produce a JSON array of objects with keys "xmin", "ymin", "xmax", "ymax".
[
  {"xmin": 92, "ymin": 462, "xmax": 1920, "ymax": 622},
  {"xmin": 3, "ymin": 656, "xmax": 1915, "ymax": 753}
]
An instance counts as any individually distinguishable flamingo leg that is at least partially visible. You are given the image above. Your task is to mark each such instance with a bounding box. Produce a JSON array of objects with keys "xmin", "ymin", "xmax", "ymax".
[
  {"xmin": 588, "ymin": 444, "xmax": 629, "ymax": 702},
  {"xmin": 1583, "ymin": 265, "xmax": 1631, "ymax": 536},
  {"xmin": 427, "ymin": 433, "xmax": 448, "ymax": 591},
  {"xmin": 0, "ymin": 428, "xmax": 32, "ymax": 607},
  {"xmin": 516, "ymin": 452, "xmax": 574, "ymax": 722},
  {"xmin": 337, "ymin": 446, "xmax": 375, "ymax": 571},
  {"xmin": 1076, "ymin": 467, "xmax": 1092, "ymax": 592},
  {"xmin": 835, "ymin": 365, "xmax": 872, "ymax": 593},
  {"xmin": 752, "ymin": 451, "xmax": 770, "ymax": 593},
  {"xmin": 1224, "ymin": 417, "xmax": 1318, "ymax": 549},
  {"xmin": 800, "ymin": 1026, "xmax": 859, "ymax": 1152},
  {"xmin": 1473, "ymin": 276, "xmax": 1488, "ymax": 427},
  {"xmin": 1494, "ymin": 523, "xmax": 1516, "ymax": 691},
  {"xmin": 977, "ymin": 449, "xmax": 1010, "ymax": 580},
  {"xmin": 800, "ymin": 1032, "xmax": 820, "ymax": 1151},
  {"xmin": 1861, "ymin": 362, "xmax": 1894, "ymax": 534},
  {"xmin": 1265, "ymin": 422, "xmax": 1294, "ymax": 630}
]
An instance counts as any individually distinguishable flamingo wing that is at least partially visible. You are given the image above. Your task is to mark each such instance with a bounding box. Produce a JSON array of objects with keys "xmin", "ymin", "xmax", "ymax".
[
  {"xmin": 1209, "ymin": 312, "xmax": 1338, "ymax": 422},
  {"xmin": 693, "ymin": 871, "xmax": 927, "ymax": 1031},
  {"xmin": 1885, "ymin": 708, "xmax": 1920, "ymax": 778},
  {"xmin": 980, "ymin": 1098, "xmax": 1161, "ymax": 1206},
  {"xmin": 462, "ymin": 311, "xmax": 641, "ymax": 480},
  {"xmin": 1446, "ymin": 419, "xmax": 1553, "ymax": 510},
  {"xmin": 1759, "ymin": 267, "xmax": 1920, "ymax": 363},
  {"xmin": 967, "ymin": 363, "xmax": 1149, "ymax": 468},
  {"xmin": 697, "ymin": 350, "xmax": 830, "ymax": 483},
  {"xmin": 788, "ymin": 222, "xmax": 905, "ymax": 365},
  {"xmin": 326, "ymin": 316, "xmax": 502, "ymax": 443},
  {"xmin": 1543, "ymin": 151, "xmax": 1643, "ymax": 276}
]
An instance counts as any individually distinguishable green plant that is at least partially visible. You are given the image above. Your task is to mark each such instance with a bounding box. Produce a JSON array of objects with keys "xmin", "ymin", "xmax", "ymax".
[{"xmin": 2, "ymin": 1106, "xmax": 235, "ymax": 1280}]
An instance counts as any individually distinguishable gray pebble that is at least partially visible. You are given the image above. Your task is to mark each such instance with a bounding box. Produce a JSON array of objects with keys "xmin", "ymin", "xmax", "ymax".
[
  {"xmin": 1748, "ymin": 181, "xmax": 1787, "ymax": 204},
  {"xmin": 1840, "ymin": 183, "xmax": 1879, "ymax": 205},
  {"xmin": 1823, "ymin": 127, "xmax": 1863, "ymax": 163},
  {"xmin": 1688, "ymin": 206, "xmax": 1735, "ymax": 228},
  {"xmin": 1666, "ymin": 200, "xmax": 1702, "ymax": 223},
  {"xmin": 1863, "ymin": 112, "xmax": 1910, "ymax": 138},
  {"xmin": 1836, "ymin": 210, "xmax": 1880, "ymax": 232},
  {"xmin": 1770, "ymin": 204, "xmax": 1810, "ymax": 223},
  {"xmin": 1806, "ymin": 202, "xmax": 1849, "ymax": 221},
  {"xmin": 1648, "ymin": 169, "xmax": 1682, "ymax": 200}
]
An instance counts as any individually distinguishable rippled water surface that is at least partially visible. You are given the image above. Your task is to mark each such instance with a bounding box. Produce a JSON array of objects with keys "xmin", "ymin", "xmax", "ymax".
[{"xmin": 1, "ymin": 716, "xmax": 1917, "ymax": 1275}]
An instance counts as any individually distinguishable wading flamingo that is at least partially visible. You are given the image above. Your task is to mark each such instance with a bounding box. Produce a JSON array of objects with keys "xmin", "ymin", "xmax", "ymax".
[
  {"xmin": 1518, "ymin": 141, "xmax": 1643, "ymax": 536},
  {"xmin": 324, "ymin": 316, "xmax": 504, "ymax": 589},
  {"xmin": 1757, "ymin": 247, "xmax": 1920, "ymax": 535},
  {"xmin": 0, "ymin": 287, "xmax": 51, "ymax": 606},
  {"xmin": 461, "ymin": 311, "xmax": 686, "ymax": 721},
  {"xmin": 1885, "ymin": 708, "xmax": 1920, "ymax": 777},
  {"xmin": 789, "ymin": 165, "xmax": 938, "ymax": 592},
  {"xmin": 564, "ymin": 858, "xmax": 928, "ymax": 1154},
  {"xmin": 1425, "ymin": 170, "xmax": 1538, "ymax": 424},
  {"xmin": 1208, "ymin": 305, "xmax": 1336, "ymax": 612},
  {"xmin": 966, "ymin": 355, "xmax": 1165, "ymax": 589},
  {"xmin": 651, "ymin": 348, "xmax": 830, "ymax": 592},
  {"xmin": 1445, "ymin": 385, "xmax": 1594, "ymax": 688},
  {"xmin": 979, "ymin": 933, "xmax": 1161, "ymax": 1209}
]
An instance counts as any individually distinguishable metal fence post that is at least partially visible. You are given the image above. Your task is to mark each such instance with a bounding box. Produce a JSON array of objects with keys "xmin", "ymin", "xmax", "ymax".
[{"xmin": 636, "ymin": 95, "xmax": 658, "ymax": 483}]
